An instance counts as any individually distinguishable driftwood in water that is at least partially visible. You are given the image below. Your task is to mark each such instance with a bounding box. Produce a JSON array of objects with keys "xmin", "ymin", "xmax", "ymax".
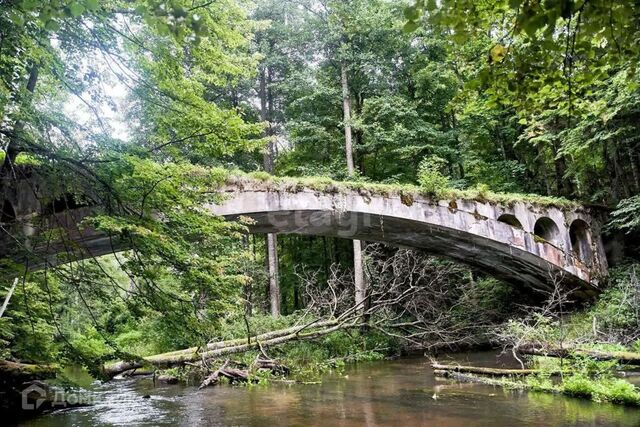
[
  {"xmin": 156, "ymin": 374, "xmax": 179, "ymax": 384},
  {"xmin": 122, "ymin": 368, "xmax": 154, "ymax": 377},
  {"xmin": 431, "ymin": 362, "xmax": 552, "ymax": 376},
  {"xmin": 219, "ymin": 367, "xmax": 250, "ymax": 382},
  {"xmin": 199, "ymin": 360, "xmax": 230, "ymax": 389},
  {"xmin": 518, "ymin": 344, "xmax": 640, "ymax": 366},
  {"xmin": 433, "ymin": 370, "xmax": 508, "ymax": 386},
  {"xmin": 103, "ymin": 320, "xmax": 356, "ymax": 379},
  {"xmin": 198, "ymin": 358, "xmax": 288, "ymax": 389},
  {"xmin": 254, "ymin": 358, "xmax": 289, "ymax": 375},
  {"xmin": 198, "ymin": 360, "xmax": 250, "ymax": 389}
]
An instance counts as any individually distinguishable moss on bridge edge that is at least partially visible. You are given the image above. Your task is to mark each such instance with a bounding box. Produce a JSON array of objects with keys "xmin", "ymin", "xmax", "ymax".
[{"xmin": 223, "ymin": 170, "xmax": 578, "ymax": 210}]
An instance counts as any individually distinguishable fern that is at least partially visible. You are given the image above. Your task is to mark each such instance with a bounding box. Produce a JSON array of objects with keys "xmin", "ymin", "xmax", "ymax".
[{"xmin": 610, "ymin": 195, "xmax": 640, "ymax": 233}]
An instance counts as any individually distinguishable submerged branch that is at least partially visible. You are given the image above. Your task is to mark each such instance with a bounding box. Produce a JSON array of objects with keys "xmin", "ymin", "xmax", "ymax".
[{"xmin": 431, "ymin": 362, "xmax": 557, "ymax": 376}]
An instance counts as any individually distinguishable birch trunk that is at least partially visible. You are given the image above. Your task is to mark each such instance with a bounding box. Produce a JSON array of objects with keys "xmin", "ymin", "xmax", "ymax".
[
  {"xmin": 341, "ymin": 60, "xmax": 367, "ymax": 311},
  {"xmin": 266, "ymin": 233, "xmax": 280, "ymax": 317},
  {"xmin": 260, "ymin": 65, "xmax": 280, "ymax": 317}
]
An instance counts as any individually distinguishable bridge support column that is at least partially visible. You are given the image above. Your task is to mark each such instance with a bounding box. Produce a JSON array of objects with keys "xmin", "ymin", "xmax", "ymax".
[{"xmin": 353, "ymin": 239, "xmax": 367, "ymax": 312}]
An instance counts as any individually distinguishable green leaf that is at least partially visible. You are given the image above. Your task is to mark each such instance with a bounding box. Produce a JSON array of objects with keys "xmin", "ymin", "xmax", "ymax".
[
  {"xmin": 490, "ymin": 44, "xmax": 507, "ymax": 63},
  {"xmin": 156, "ymin": 22, "xmax": 171, "ymax": 36},
  {"xmin": 20, "ymin": 0, "xmax": 38, "ymax": 11},
  {"xmin": 403, "ymin": 20, "xmax": 420, "ymax": 33},
  {"xmin": 9, "ymin": 11, "xmax": 25, "ymax": 26},
  {"xmin": 452, "ymin": 32, "xmax": 469, "ymax": 43},
  {"xmin": 45, "ymin": 19, "xmax": 60, "ymax": 31},
  {"xmin": 509, "ymin": 0, "xmax": 523, "ymax": 8},
  {"xmin": 404, "ymin": 6, "xmax": 420, "ymax": 21},
  {"xmin": 85, "ymin": 0, "xmax": 99, "ymax": 11},
  {"xmin": 522, "ymin": 14, "xmax": 548, "ymax": 38},
  {"xmin": 69, "ymin": 3, "xmax": 85, "ymax": 17},
  {"xmin": 172, "ymin": 6, "xmax": 187, "ymax": 18},
  {"xmin": 38, "ymin": 8, "xmax": 51, "ymax": 23}
]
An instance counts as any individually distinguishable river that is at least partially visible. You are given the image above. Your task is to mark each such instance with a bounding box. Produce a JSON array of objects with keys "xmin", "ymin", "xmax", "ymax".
[{"xmin": 16, "ymin": 351, "xmax": 640, "ymax": 426}]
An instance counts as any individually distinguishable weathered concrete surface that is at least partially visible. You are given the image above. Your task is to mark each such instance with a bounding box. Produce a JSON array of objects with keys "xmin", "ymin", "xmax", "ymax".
[
  {"xmin": 0, "ymin": 177, "xmax": 608, "ymax": 294},
  {"xmin": 0, "ymin": 174, "xmax": 119, "ymax": 270},
  {"xmin": 207, "ymin": 182, "xmax": 608, "ymax": 294}
]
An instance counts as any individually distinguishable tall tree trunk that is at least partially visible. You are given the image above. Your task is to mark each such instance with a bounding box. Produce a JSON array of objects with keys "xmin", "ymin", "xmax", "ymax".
[
  {"xmin": 341, "ymin": 62, "xmax": 355, "ymax": 175},
  {"xmin": 537, "ymin": 145, "xmax": 553, "ymax": 196},
  {"xmin": 260, "ymin": 66, "xmax": 274, "ymax": 173},
  {"xmin": 266, "ymin": 233, "xmax": 280, "ymax": 316},
  {"xmin": 341, "ymin": 60, "xmax": 367, "ymax": 311},
  {"xmin": 260, "ymin": 65, "xmax": 280, "ymax": 317},
  {"xmin": 242, "ymin": 235, "xmax": 252, "ymax": 316},
  {"xmin": 603, "ymin": 144, "xmax": 621, "ymax": 202},
  {"xmin": 626, "ymin": 142, "xmax": 640, "ymax": 193},
  {"xmin": 612, "ymin": 143, "xmax": 630, "ymax": 199}
]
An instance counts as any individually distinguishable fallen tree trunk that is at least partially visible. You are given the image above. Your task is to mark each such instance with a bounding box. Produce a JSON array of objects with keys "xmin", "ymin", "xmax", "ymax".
[
  {"xmin": 153, "ymin": 319, "xmax": 339, "ymax": 361},
  {"xmin": 0, "ymin": 360, "xmax": 57, "ymax": 385},
  {"xmin": 518, "ymin": 344, "xmax": 640, "ymax": 366},
  {"xmin": 431, "ymin": 362, "xmax": 554, "ymax": 376},
  {"xmin": 103, "ymin": 320, "xmax": 357, "ymax": 379}
]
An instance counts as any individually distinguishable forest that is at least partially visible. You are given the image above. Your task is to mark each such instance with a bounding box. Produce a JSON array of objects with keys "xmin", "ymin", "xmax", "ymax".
[{"xmin": 1, "ymin": 0, "xmax": 640, "ymax": 424}]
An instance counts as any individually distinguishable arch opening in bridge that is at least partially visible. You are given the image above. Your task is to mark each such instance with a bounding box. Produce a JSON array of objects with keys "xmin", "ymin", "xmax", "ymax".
[
  {"xmin": 0, "ymin": 200, "xmax": 16, "ymax": 223},
  {"xmin": 570, "ymin": 219, "xmax": 593, "ymax": 265},
  {"xmin": 534, "ymin": 217, "xmax": 560, "ymax": 245},
  {"xmin": 43, "ymin": 194, "xmax": 84, "ymax": 215},
  {"xmin": 497, "ymin": 213, "xmax": 523, "ymax": 229}
]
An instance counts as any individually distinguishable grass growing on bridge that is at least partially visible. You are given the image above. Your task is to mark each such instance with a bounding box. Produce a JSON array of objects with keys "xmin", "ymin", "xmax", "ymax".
[{"xmin": 226, "ymin": 170, "xmax": 578, "ymax": 209}]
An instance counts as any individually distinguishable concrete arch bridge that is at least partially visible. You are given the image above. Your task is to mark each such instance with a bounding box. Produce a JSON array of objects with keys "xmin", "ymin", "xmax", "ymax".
[{"xmin": 0, "ymin": 176, "xmax": 608, "ymax": 296}]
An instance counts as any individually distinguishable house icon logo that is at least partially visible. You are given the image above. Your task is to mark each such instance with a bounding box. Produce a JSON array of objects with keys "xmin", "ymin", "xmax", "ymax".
[{"xmin": 21, "ymin": 383, "xmax": 47, "ymax": 410}]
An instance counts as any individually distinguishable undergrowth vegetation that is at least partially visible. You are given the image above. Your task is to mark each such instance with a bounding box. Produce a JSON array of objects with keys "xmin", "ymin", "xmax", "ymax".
[{"xmin": 491, "ymin": 263, "xmax": 640, "ymax": 406}]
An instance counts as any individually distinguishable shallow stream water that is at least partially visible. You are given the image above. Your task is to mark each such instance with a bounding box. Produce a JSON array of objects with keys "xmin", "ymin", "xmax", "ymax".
[{"xmin": 16, "ymin": 351, "xmax": 640, "ymax": 426}]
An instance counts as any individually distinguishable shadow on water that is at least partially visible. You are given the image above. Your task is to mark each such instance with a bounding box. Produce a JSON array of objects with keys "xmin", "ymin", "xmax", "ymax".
[{"xmin": 15, "ymin": 351, "xmax": 640, "ymax": 427}]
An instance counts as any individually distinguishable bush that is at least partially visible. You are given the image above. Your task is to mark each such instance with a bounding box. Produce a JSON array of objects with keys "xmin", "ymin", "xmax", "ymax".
[
  {"xmin": 601, "ymin": 378, "xmax": 640, "ymax": 405},
  {"xmin": 581, "ymin": 264, "xmax": 640, "ymax": 344},
  {"xmin": 417, "ymin": 156, "xmax": 449, "ymax": 196},
  {"xmin": 562, "ymin": 374, "xmax": 597, "ymax": 398},
  {"xmin": 562, "ymin": 374, "xmax": 640, "ymax": 405}
]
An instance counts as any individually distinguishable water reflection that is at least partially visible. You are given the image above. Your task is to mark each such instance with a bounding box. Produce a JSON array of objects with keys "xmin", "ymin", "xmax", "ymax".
[{"xmin": 18, "ymin": 352, "xmax": 640, "ymax": 427}]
